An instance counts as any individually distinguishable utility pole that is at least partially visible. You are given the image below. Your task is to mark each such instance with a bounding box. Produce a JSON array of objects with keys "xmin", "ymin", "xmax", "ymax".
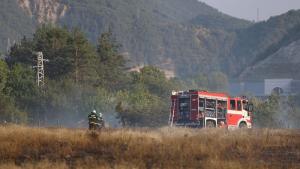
[
  {"xmin": 33, "ymin": 52, "xmax": 49, "ymax": 88},
  {"xmin": 33, "ymin": 52, "xmax": 49, "ymax": 126},
  {"xmin": 257, "ymin": 8, "xmax": 260, "ymax": 22}
]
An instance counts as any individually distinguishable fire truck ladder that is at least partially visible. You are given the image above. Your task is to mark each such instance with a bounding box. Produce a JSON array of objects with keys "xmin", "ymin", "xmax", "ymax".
[{"xmin": 169, "ymin": 100, "xmax": 176, "ymax": 127}]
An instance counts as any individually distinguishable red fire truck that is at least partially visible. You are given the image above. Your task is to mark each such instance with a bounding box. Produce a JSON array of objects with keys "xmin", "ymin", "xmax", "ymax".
[{"xmin": 169, "ymin": 90, "xmax": 253, "ymax": 128}]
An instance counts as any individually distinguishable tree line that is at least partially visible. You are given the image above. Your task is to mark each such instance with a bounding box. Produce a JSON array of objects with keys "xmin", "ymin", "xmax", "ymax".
[
  {"xmin": 0, "ymin": 25, "xmax": 231, "ymax": 127},
  {"xmin": 0, "ymin": 25, "xmax": 173, "ymax": 127},
  {"xmin": 3, "ymin": 25, "xmax": 298, "ymax": 128}
]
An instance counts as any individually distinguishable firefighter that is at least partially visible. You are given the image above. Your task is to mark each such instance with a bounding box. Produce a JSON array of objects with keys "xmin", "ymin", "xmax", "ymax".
[
  {"xmin": 88, "ymin": 110, "xmax": 100, "ymax": 130},
  {"xmin": 98, "ymin": 112, "xmax": 105, "ymax": 128},
  {"xmin": 99, "ymin": 112, "xmax": 103, "ymax": 119}
]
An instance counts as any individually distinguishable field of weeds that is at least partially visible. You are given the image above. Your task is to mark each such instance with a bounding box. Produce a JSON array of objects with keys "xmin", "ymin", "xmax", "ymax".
[{"xmin": 0, "ymin": 125, "xmax": 299, "ymax": 169}]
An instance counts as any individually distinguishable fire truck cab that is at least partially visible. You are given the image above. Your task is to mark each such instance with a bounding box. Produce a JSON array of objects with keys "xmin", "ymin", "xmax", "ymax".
[{"xmin": 169, "ymin": 90, "xmax": 253, "ymax": 129}]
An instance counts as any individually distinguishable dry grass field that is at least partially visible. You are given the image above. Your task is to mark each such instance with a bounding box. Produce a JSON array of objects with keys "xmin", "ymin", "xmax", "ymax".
[{"xmin": 0, "ymin": 125, "xmax": 299, "ymax": 169}]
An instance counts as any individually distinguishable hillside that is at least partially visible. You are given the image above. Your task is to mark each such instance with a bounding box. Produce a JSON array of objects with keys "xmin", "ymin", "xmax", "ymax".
[
  {"xmin": 1, "ymin": 0, "xmax": 300, "ymax": 80},
  {"xmin": 230, "ymin": 10, "xmax": 300, "ymax": 78},
  {"xmin": 57, "ymin": 0, "xmax": 252, "ymax": 77},
  {"xmin": 240, "ymin": 40, "xmax": 300, "ymax": 80},
  {"xmin": 1, "ymin": 0, "xmax": 251, "ymax": 78},
  {"xmin": 0, "ymin": 126, "xmax": 299, "ymax": 169},
  {"xmin": 0, "ymin": 0, "xmax": 35, "ymax": 55}
]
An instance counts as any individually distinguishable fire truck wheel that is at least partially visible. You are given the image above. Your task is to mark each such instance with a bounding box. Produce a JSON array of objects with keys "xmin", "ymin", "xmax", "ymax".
[
  {"xmin": 239, "ymin": 122, "xmax": 247, "ymax": 128},
  {"xmin": 206, "ymin": 121, "xmax": 216, "ymax": 128}
]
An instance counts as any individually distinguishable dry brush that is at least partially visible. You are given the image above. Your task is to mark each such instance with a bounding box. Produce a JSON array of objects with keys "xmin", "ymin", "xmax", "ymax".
[{"xmin": 0, "ymin": 125, "xmax": 299, "ymax": 169}]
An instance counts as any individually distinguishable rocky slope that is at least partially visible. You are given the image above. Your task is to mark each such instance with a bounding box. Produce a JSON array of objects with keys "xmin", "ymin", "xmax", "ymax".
[{"xmin": 17, "ymin": 0, "xmax": 68, "ymax": 23}]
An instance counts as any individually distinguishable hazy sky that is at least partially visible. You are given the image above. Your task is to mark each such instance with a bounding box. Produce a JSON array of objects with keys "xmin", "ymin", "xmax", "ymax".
[{"xmin": 199, "ymin": 0, "xmax": 300, "ymax": 21}]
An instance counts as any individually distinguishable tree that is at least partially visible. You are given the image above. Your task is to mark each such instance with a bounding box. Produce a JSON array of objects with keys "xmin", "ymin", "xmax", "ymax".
[
  {"xmin": 69, "ymin": 29, "xmax": 98, "ymax": 85},
  {"xmin": 137, "ymin": 66, "xmax": 171, "ymax": 97},
  {"xmin": 4, "ymin": 64, "xmax": 40, "ymax": 122},
  {"xmin": 0, "ymin": 60, "xmax": 8, "ymax": 92},
  {"xmin": 253, "ymin": 94, "xmax": 280, "ymax": 128},
  {"xmin": 7, "ymin": 36, "xmax": 35, "ymax": 67},
  {"xmin": 4, "ymin": 64, "xmax": 37, "ymax": 99},
  {"xmin": 96, "ymin": 31, "xmax": 127, "ymax": 90},
  {"xmin": 115, "ymin": 86, "xmax": 168, "ymax": 127},
  {"xmin": 33, "ymin": 25, "xmax": 74, "ymax": 79},
  {"xmin": 0, "ymin": 94, "xmax": 27, "ymax": 124}
]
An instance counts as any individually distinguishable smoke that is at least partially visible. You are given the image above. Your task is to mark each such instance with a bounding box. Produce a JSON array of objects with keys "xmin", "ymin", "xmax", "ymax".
[
  {"xmin": 103, "ymin": 112, "xmax": 122, "ymax": 128},
  {"xmin": 36, "ymin": 111, "xmax": 121, "ymax": 129},
  {"xmin": 276, "ymin": 96, "xmax": 299, "ymax": 129}
]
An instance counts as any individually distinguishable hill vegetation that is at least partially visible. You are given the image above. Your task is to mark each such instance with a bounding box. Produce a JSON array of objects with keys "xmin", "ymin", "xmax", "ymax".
[
  {"xmin": 231, "ymin": 10, "xmax": 300, "ymax": 78},
  {"xmin": 237, "ymin": 10, "xmax": 300, "ymax": 80},
  {"xmin": 2, "ymin": 0, "xmax": 300, "ymax": 81},
  {"xmin": 1, "ymin": 0, "xmax": 252, "ymax": 78},
  {"xmin": 0, "ymin": 0, "xmax": 35, "ymax": 55}
]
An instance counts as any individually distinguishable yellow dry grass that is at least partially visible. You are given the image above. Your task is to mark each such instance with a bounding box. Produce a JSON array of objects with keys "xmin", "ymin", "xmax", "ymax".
[{"xmin": 0, "ymin": 125, "xmax": 299, "ymax": 169}]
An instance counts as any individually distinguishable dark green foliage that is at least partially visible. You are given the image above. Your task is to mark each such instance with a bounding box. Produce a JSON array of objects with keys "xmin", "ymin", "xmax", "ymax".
[
  {"xmin": 115, "ymin": 86, "xmax": 168, "ymax": 127},
  {"xmin": 96, "ymin": 31, "xmax": 127, "ymax": 90},
  {"xmin": 0, "ymin": 60, "xmax": 8, "ymax": 91},
  {"xmin": 7, "ymin": 37, "xmax": 35, "ymax": 67},
  {"xmin": 33, "ymin": 25, "xmax": 73, "ymax": 79},
  {"xmin": 0, "ymin": 62, "xmax": 30, "ymax": 123},
  {"xmin": 9, "ymin": 26, "xmax": 98, "ymax": 83},
  {"xmin": 4, "ymin": 64, "xmax": 37, "ymax": 99},
  {"xmin": 2, "ymin": 26, "xmax": 102, "ymax": 125},
  {"xmin": 3, "ymin": 64, "xmax": 41, "ymax": 122},
  {"xmin": 115, "ymin": 66, "xmax": 173, "ymax": 126},
  {"xmin": 68, "ymin": 29, "xmax": 98, "ymax": 85},
  {"xmin": 136, "ymin": 66, "xmax": 171, "ymax": 97}
]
